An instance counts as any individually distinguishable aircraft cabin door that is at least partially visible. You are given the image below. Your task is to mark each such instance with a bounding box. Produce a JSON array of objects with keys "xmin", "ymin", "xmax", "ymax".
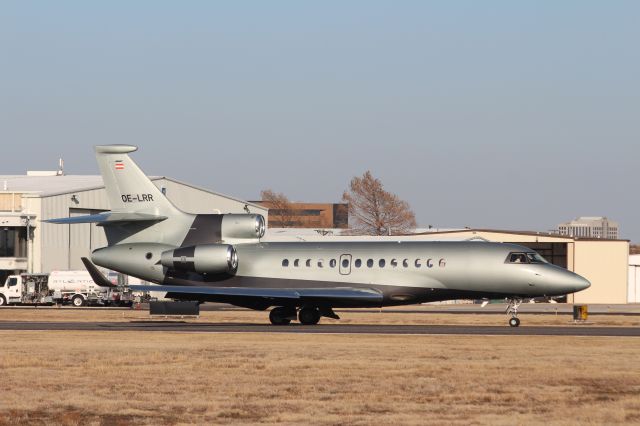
[{"xmin": 339, "ymin": 254, "xmax": 352, "ymax": 275}]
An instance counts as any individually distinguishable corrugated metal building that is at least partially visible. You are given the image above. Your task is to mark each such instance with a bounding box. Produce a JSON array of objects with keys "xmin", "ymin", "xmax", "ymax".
[{"xmin": 0, "ymin": 174, "xmax": 267, "ymax": 282}]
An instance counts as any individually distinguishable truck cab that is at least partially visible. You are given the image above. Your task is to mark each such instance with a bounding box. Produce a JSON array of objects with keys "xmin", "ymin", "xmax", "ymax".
[{"xmin": 0, "ymin": 276, "xmax": 20, "ymax": 305}]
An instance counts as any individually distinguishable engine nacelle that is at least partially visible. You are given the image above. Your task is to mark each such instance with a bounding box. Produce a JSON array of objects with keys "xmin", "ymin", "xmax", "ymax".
[
  {"xmin": 221, "ymin": 214, "xmax": 266, "ymax": 240},
  {"xmin": 160, "ymin": 244, "xmax": 238, "ymax": 274}
]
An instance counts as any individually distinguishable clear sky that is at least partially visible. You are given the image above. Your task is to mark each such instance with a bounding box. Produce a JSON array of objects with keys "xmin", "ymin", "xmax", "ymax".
[{"xmin": 1, "ymin": 2, "xmax": 638, "ymax": 241}]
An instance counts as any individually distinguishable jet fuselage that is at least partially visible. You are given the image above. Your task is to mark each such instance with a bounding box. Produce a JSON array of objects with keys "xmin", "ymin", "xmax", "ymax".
[{"xmin": 92, "ymin": 240, "xmax": 590, "ymax": 308}]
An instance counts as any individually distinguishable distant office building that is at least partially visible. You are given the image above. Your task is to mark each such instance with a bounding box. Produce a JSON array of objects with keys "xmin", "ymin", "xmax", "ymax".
[
  {"xmin": 557, "ymin": 217, "xmax": 619, "ymax": 239},
  {"xmin": 252, "ymin": 201, "xmax": 349, "ymax": 229}
]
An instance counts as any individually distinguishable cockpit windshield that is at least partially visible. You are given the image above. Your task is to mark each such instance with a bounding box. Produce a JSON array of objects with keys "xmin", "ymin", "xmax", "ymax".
[
  {"xmin": 507, "ymin": 253, "xmax": 528, "ymax": 263},
  {"xmin": 526, "ymin": 252, "xmax": 548, "ymax": 263},
  {"xmin": 506, "ymin": 252, "xmax": 548, "ymax": 264}
]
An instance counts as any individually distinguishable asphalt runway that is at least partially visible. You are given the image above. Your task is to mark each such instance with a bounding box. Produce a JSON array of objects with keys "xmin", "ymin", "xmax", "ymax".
[
  {"xmin": 0, "ymin": 321, "xmax": 638, "ymax": 336},
  {"xmin": 4, "ymin": 302, "xmax": 640, "ymax": 315}
]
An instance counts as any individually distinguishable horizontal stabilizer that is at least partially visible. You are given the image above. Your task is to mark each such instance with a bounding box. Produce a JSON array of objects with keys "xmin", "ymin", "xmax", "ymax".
[
  {"xmin": 81, "ymin": 257, "xmax": 117, "ymax": 288},
  {"xmin": 129, "ymin": 285, "xmax": 383, "ymax": 303},
  {"xmin": 45, "ymin": 212, "xmax": 167, "ymax": 225}
]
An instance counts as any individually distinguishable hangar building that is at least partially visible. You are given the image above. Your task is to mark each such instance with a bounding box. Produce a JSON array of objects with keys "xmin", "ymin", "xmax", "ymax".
[{"xmin": 0, "ymin": 174, "xmax": 267, "ymax": 283}]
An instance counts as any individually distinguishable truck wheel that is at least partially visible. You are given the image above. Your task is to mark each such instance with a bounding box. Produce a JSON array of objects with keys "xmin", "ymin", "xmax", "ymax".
[
  {"xmin": 0, "ymin": 295, "xmax": 6, "ymax": 306},
  {"xmin": 72, "ymin": 295, "xmax": 86, "ymax": 307}
]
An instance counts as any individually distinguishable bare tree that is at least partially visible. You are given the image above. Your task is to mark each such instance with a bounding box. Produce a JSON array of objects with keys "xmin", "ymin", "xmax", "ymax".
[
  {"xmin": 342, "ymin": 171, "xmax": 417, "ymax": 235},
  {"xmin": 260, "ymin": 189, "xmax": 296, "ymax": 228}
]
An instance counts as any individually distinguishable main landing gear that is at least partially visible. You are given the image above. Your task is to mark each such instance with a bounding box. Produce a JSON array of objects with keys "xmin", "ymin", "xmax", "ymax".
[
  {"xmin": 506, "ymin": 297, "xmax": 522, "ymax": 327},
  {"xmin": 269, "ymin": 307, "xmax": 296, "ymax": 325},
  {"xmin": 298, "ymin": 307, "xmax": 321, "ymax": 325},
  {"xmin": 269, "ymin": 306, "xmax": 338, "ymax": 325}
]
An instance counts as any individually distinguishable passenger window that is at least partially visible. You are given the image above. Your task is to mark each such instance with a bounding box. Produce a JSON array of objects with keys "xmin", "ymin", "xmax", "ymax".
[
  {"xmin": 306, "ymin": 259, "xmax": 311, "ymax": 267},
  {"xmin": 439, "ymin": 259, "xmax": 446, "ymax": 268},
  {"xmin": 415, "ymin": 259, "xmax": 421, "ymax": 268},
  {"xmin": 367, "ymin": 259, "xmax": 374, "ymax": 268},
  {"xmin": 379, "ymin": 259, "xmax": 386, "ymax": 268},
  {"xmin": 355, "ymin": 259, "xmax": 362, "ymax": 268},
  {"xmin": 9, "ymin": 278, "xmax": 18, "ymax": 287},
  {"xmin": 403, "ymin": 259, "xmax": 409, "ymax": 268},
  {"xmin": 426, "ymin": 259, "xmax": 433, "ymax": 268},
  {"xmin": 342, "ymin": 258, "xmax": 349, "ymax": 268},
  {"xmin": 294, "ymin": 259, "xmax": 299, "ymax": 267},
  {"xmin": 507, "ymin": 253, "xmax": 528, "ymax": 264},
  {"xmin": 282, "ymin": 259, "xmax": 289, "ymax": 267},
  {"xmin": 390, "ymin": 259, "xmax": 398, "ymax": 268},
  {"xmin": 318, "ymin": 259, "xmax": 324, "ymax": 268},
  {"xmin": 329, "ymin": 259, "xmax": 337, "ymax": 268}
]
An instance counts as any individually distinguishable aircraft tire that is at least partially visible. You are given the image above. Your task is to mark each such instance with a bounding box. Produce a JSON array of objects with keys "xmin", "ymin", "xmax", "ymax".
[
  {"xmin": 509, "ymin": 317, "xmax": 520, "ymax": 327},
  {"xmin": 299, "ymin": 307, "xmax": 321, "ymax": 325},
  {"xmin": 269, "ymin": 307, "xmax": 292, "ymax": 325}
]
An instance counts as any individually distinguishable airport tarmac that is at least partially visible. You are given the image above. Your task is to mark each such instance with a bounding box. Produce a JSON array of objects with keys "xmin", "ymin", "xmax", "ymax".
[
  {"xmin": 4, "ymin": 302, "xmax": 640, "ymax": 315},
  {"xmin": 0, "ymin": 321, "xmax": 638, "ymax": 336}
]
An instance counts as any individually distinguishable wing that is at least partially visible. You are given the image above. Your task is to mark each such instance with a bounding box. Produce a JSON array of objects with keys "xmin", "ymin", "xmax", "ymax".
[{"xmin": 129, "ymin": 284, "xmax": 383, "ymax": 306}]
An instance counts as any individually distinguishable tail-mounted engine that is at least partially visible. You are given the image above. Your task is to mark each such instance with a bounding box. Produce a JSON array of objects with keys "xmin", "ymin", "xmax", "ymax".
[
  {"xmin": 160, "ymin": 244, "xmax": 238, "ymax": 274},
  {"xmin": 221, "ymin": 214, "xmax": 266, "ymax": 240}
]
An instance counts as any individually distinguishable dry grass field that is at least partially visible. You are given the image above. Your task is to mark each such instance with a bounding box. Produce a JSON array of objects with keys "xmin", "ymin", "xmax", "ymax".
[
  {"xmin": 0, "ymin": 331, "xmax": 639, "ymax": 425},
  {"xmin": 1, "ymin": 308, "xmax": 639, "ymax": 425}
]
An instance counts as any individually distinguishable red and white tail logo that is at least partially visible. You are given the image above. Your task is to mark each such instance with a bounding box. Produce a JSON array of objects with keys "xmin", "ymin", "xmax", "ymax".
[{"xmin": 114, "ymin": 160, "xmax": 125, "ymax": 170}]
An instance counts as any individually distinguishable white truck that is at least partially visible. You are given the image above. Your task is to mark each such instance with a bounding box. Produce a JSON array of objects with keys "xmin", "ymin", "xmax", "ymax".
[
  {"xmin": 0, "ymin": 274, "xmax": 52, "ymax": 306},
  {"xmin": 0, "ymin": 270, "xmax": 133, "ymax": 307}
]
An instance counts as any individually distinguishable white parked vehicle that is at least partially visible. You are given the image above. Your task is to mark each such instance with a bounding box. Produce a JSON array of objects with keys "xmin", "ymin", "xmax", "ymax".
[
  {"xmin": 48, "ymin": 270, "xmax": 108, "ymax": 306},
  {"xmin": 0, "ymin": 274, "xmax": 52, "ymax": 306},
  {"xmin": 0, "ymin": 270, "xmax": 133, "ymax": 307}
]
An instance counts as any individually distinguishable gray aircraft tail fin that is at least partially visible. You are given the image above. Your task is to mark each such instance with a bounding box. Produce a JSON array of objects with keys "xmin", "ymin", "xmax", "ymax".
[
  {"xmin": 46, "ymin": 145, "xmax": 193, "ymax": 246},
  {"xmin": 95, "ymin": 145, "xmax": 180, "ymax": 217}
]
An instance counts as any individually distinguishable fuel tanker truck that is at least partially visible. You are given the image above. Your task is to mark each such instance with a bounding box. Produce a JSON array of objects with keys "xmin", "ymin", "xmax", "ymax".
[{"xmin": 0, "ymin": 270, "xmax": 133, "ymax": 307}]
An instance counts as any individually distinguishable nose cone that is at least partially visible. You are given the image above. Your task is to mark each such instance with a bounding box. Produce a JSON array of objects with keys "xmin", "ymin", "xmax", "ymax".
[
  {"xmin": 540, "ymin": 267, "xmax": 591, "ymax": 295},
  {"xmin": 562, "ymin": 271, "xmax": 591, "ymax": 293},
  {"xmin": 572, "ymin": 274, "xmax": 591, "ymax": 292}
]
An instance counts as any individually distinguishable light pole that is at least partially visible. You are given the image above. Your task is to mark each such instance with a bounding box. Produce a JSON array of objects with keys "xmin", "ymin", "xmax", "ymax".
[{"xmin": 3, "ymin": 228, "xmax": 8, "ymax": 258}]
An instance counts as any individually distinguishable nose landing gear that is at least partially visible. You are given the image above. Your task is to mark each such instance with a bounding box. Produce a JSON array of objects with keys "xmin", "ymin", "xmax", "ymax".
[{"xmin": 506, "ymin": 297, "xmax": 522, "ymax": 327}]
